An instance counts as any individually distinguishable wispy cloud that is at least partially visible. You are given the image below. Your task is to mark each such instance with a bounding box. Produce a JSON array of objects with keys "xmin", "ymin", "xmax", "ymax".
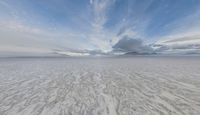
[
  {"xmin": 0, "ymin": 20, "xmax": 91, "ymax": 56},
  {"xmin": 0, "ymin": 0, "xmax": 200, "ymax": 56},
  {"xmin": 153, "ymin": 7, "xmax": 200, "ymax": 54},
  {"xmin": 90, "ymin": 0, "xmax": 115, "ymax": 31},
  {"xmin": 88, "ymin": 0, "xmax": 116, "ymax": 51},
  {"xmin": 0, "ymin": 21, "xmax": 43, "ymax": 34}
]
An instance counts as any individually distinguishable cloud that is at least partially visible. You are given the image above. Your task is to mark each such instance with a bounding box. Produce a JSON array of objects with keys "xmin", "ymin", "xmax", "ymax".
[
  {"xmin": 53, "ymin": 48, "xmax": 109, "ymax": 57},
  {"xmin": 154, "ymin": 44, "xmax": 200, "ymax": 55},
  {"xmin": 0, "ymin": 21, "xmax": 43, "ymax": 34},
  {"xmin": 87, "ymin": 0, "xmax": 116, "ymax": 51},
  {"xmin": 112, "ymin": 36, "xmax": 154, "ymax": 54},
  {"xmin": 153, "ymin": 7, "xmax": 200, "ymax": 54},
  {"xmin": 90, "ymin": 0, "xmax": 115, "ymax": 30},
  {"xmin": 1, "ymin": 0, "xmax": 200, "ymax": 56},
  {"xmin": 154, "ymin": 35, "xmax": 200, "ymax": 54}
]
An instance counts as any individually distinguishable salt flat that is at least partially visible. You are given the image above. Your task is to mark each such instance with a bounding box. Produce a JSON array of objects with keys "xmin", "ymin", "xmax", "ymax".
[{"xmin": 0, "ymin": 57, "xmax": 200, "ymax": 115}]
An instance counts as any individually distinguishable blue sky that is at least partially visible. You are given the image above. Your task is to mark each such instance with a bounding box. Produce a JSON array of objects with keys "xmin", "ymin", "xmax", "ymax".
[{"xmin": 0, "ymin": 0, "xmax": 200, "ymax": 56}]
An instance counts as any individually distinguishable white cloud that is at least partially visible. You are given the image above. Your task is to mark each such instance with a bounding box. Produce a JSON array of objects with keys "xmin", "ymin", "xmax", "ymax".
[
  {"xmin": 91, "ymin": 0, "xmax": 114, "ymax": 30},
  {"xmin": 90, "ymin": 0, "xmax": 93, "ymax": 4},
  {"xmin": 152, "ymin": 7, "xmax": 200, "ymax": 54},
  {"xmin": 156, "ymin": 7, "xmax": 200, "ymax": 41},
  {"xmin": 88, "ymin": 0, "xmax": 116, "ymax": 51},
  {"xmin": 0, "ymin": 21, "xmax": 43, "ymax": 34},
  {"xmin": 0, "ymin": 20, "xmax": 92, "ymax": 56},
  {"xmin": 154, "ymin": 34, "xmax": 200, "ymax": 55}
]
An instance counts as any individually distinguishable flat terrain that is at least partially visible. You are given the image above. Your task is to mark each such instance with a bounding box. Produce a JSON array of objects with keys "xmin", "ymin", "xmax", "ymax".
[{"xmin": 0, "ymin": 57, "xmax": 200, "ymax": 115}]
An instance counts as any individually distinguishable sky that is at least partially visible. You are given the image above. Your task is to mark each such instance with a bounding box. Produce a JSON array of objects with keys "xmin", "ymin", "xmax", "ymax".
[{"xmin": 0, "ymin": 0, "xmax": 200, "ymax": 56}]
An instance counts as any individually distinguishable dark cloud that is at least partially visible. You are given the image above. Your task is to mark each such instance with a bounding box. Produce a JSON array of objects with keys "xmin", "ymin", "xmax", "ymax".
[
  {"xmin": 112, "ymin": 36, "xmax": 154, "ymax": 54},
  {"xmin": 153, "ymin": 44, "xmax": 170, "ymax": 52}
]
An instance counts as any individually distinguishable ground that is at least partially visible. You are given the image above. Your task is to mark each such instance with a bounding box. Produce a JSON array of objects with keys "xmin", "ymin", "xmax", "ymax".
[{"xmin": 0, "ymin": 57, "xmax": 200, "ymax": 115}]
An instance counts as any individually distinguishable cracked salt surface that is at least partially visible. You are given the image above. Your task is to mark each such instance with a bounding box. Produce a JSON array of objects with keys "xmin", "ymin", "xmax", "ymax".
[{"xmin": 0, "ymin": 57, "xmax": 200, "ymax": 115}]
